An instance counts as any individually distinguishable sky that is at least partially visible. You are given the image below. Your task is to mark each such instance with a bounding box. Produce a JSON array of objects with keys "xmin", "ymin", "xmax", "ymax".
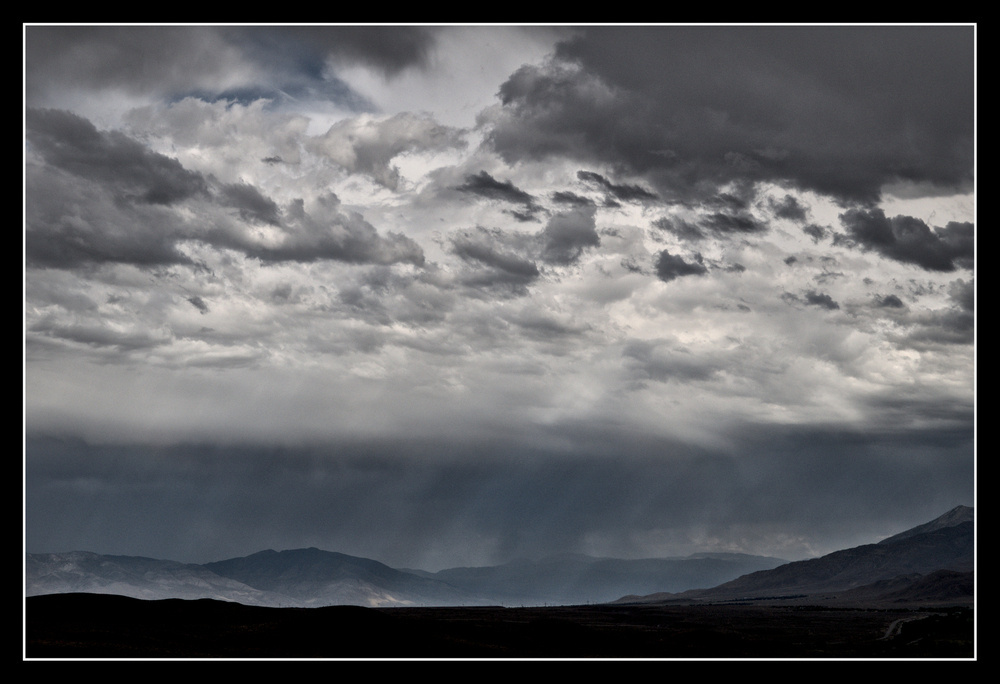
[{"xmin": 24, "ymin": 25, "xmax": 975, "ymax": 571}]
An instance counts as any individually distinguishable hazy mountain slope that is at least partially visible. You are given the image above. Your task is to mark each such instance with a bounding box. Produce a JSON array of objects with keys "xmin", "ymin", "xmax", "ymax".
[
  {"xmin": 202, "ymin": 547, "xmax": 485, "ymax": 607},
  {"xmin": 25, "ymin": 551, "xmax": 276, "ymax": 605},
  {"xmin": 694, "ymin": 521, "xmax": 971, "ymax": 599},
  {"xmin": 617, "ymin": 507, "xmax": 974, "ymax": 604},
  {"xmin": 26, "ymin": 549, "xmax": 486, "ymax": 608}
]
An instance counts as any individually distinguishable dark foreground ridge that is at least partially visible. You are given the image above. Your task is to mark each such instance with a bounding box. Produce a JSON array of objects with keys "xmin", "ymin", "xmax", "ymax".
[{"xmin": 25, "ymin": 592, "xmax": 973, "ymax": 658}]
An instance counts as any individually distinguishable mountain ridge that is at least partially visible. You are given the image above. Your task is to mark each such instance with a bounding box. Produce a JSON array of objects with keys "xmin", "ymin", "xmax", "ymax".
[
  {"xmin": 878, "ymin": 505, "xmax": 973, "ymax": 545},
  {"xmin": 25, "ymin": 546, "xmax": 789, "ymax": 607},
  {"xmin": 26, "ymin": 505, "xmax": 973, "ymax": 608}
]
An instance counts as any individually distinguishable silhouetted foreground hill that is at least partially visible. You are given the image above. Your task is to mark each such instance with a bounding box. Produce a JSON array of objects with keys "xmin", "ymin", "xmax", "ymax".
[{"xmin": 25, "ymin": 592, "xmax": 973, "ymax": 658}]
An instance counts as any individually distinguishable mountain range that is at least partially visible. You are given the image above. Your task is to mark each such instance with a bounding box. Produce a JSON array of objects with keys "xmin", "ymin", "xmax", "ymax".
[
  {"xmin": 25, "ymin": 506, "xmax": 973, "ymax": 608},
  {"xmin": 25, "ymin": 547, "xmax": 785, "ymax": 608}
]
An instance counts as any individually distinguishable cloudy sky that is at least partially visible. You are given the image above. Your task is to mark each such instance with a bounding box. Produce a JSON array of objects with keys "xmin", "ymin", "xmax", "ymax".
[{"xmin": 24, "ymin": 25, "xmax": 975, "ymax": 571}]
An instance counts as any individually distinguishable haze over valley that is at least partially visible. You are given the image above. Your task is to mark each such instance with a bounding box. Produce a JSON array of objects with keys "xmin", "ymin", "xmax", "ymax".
[{"xmin": 26, "ymin": 506, "xmax": 973, "ymax": 609}]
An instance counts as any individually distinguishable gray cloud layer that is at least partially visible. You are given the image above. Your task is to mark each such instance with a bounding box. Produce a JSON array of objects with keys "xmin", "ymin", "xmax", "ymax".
[
  {"xmin": 838, "ymin": 208, "xmax": 974, "ymax": 272},
  {"xmin": 24, "ymin": 26, "xmax": 975, "ymax": 569},
  {"xmin": 26, "ymin": 108, "xmax": 424, "ymax": 269},
  {"xmin": 25, "ymin": 26, "xmax": 440, "ymax": 108},
  {"xmin": 489, "ymin": 26, "xmax": 973, "ymax": 205}
]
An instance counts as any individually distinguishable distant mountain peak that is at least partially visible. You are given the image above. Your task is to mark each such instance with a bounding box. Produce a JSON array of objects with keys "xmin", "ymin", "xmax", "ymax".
[{"xmin": 878, "ymin": 505, "xmax": 973, "ymax": 546}]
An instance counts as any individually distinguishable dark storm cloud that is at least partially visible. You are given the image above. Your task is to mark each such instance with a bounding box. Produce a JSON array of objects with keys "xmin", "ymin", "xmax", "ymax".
[
  {"xmin": 489, "ymin": 26, "xmax": 973, "ymax": 204},
  {"xmin": 804, "ymin": 291, "xmax": 840, "ymax": 310},
  {"xmin": 782, "ymin": 290, "xmax": 840, "ymax": 310},
  {"xmin": 488, "ymin": 60, "xmax": 657, "ymax": 184},
  {"xmin": 457, "ymin": 171, "xmax": 534, "ymax": 203},
  {"xmin": 187, "ymin": 296, "xmax": 210, "ymax": 314},
  {"xmin": 837, "ymin": 208, "xmax": 974, "ymax": 272},
  {"xmin": 649, "ymin": 184, "xmax": 769, "ymax": 240},
  {"xmin": 27, "ymin": 108, "xmax": 209, "ymax": 206},
  {"xmin": 219, "ymin": 182, "xmax": 282, "ymax": 225},
  {"xmin": 652, "ymin": 217, "xmax": 705, "ymax": 241},
  {"xmin": 703, "ymin": 189, "xmax": 752, "ymax": 212},
  {"xmin": 23, "ymin": 27, "xmax": 356, "ymax": 109},
  {"xmin": 25, "ymin": 163, "xmax": 194, "ymax": 269},
  {"xmin": 25, "ymin": 26, "xmax": 225, "ymax": 102},
  {"xmin": 803, "ymin": 224, "xmax": 828, "ymax": 242},
  {"xmin": 25, "ymin": 26, "xmax": 438, "ymax": 106},
  {"xmin": 25, "ymin": 109, "xmax": 424, "ymax": 270},
  {"xmin": 875, "ymin": 293, "xmax": 905, "ymax": 308},
  {"xmin": 451, "ymin": 229, "xmax": 541, "ymax": 282},
  {"xmin": 507, "ymin": 209, "xmax": 541, "ymax": 223},
  {"xmin": 25, "ymin": 107, "xmax": 204, "ymax": 268},
  {"xmin": 227, "ymin": 25, "xmax": 438, "ymax": 78},
  {"xmin": 449, "ymin": 227, "xmax": 541, "ymax": 296},
  {"xmin": 770, "ymin": 194, "xmax": 809, "ymax": 222},
  {"xmin": 700, "ymin": 212, "xmax": 767, "ymax": 235},
  {"xmin": 576, "ymin": 170, "xmax": 658, "ymax": 203},
  {"xmin": 654, "ymin": 250, "xmax": 708, "ymax": 282},
  {"xmin": 949, "ymin": 278, "xmax": 974, "ymax": 312},
  {"xmin": 456, "ymin": 171, "xmax": 542, "ymax": 219},
  {"xmin": 539, "ymin": 207, "xmax": 600, "ymax": 265},
  {"xmin": 551, "ymin": 190, "xmax": 595, "ymax": 207}
]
